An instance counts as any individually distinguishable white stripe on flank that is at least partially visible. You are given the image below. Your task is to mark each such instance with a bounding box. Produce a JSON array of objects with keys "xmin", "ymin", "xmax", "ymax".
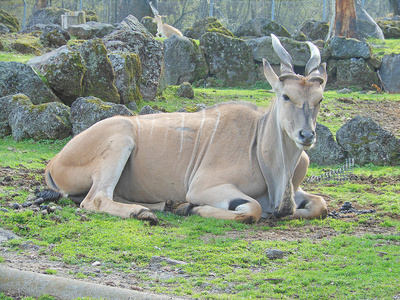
[
  {"xmin": 199, "ymin": 110, "xmax": 205, "ymax": 137},
  {"xmin": 136, "ymin": 119, "xmax": 141, "ymax": 131},
  {"xmin": 209, "ymin": 108, "xmax": 220, "ymax": 148},
  {"xmin": 179, "ymin": 114, "xmax": 185, "ymax": 153},
  {"xmin": 150, "ymin": 119, "xmax": 155, "ymax": 138}
]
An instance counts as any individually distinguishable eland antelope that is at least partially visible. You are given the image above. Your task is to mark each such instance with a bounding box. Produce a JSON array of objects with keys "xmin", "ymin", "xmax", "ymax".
[
  {"xmin": 154, "ymin": 14, "xmax": 183, "ymax": 38},
  {"xmin": 45, "ymin": 35, "xmax": 328, "ymax": 225}
]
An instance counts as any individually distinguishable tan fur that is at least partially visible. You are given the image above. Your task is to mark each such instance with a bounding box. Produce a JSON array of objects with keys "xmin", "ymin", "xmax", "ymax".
[
  {"xmin": 45, "ymin": 39, "xmax": 328, "ymax": 224},
  {"xmin": 154, "ymin": 15, "xmax": 183, "ymax": 38}
]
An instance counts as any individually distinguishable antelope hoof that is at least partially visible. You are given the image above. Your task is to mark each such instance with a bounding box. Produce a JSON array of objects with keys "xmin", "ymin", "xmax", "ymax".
[
  {"xmin": 165, "ymin": 200, "xmax": 195, "ymax": 216},
  {"xmin": 134, "ymin": 210, "xmax": 159, "ymax": 225}
]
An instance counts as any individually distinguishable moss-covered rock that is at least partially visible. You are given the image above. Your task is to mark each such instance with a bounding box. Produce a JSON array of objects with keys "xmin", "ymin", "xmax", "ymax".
[
  {"xmin": 108, "ymin": 52, "xmax": 142, "ymax": 104},
  {"xmin": 336, "ymin": 116, "xmax": 400, "ymax": 166},
  {"xmin": 184, "ymin": 17, "xmax": 234, "ymax": 39},
  {"xmin": 328, "ymin": 58, "xmax": 379, "ymax": 90},
  {"xmin": 102, "ymin": 29, "xmax": 163, "ymax": 101},
  {"xmin": 141, "ymin": 16, "xmax": 157, "ymax": 36},
  {"xmin": 176, "ymin": 82, "xmax": 194, "ymax": 99},
  {"xmin": 10, "ymin": 42, "xmax": 42, "ymax": 55},
  {"xmin": 377, "ymin": 20, "xmax": 400, "ymax": 39},
  {"xmin": 234, "ymin": 18, "xmax": 290, "ymax": 38},
  {"xmin": 300, "ymin": 20, "xmax": 329, "ymax": 40},
  {"xmin": 27, "ymin": 7, "xmax": 72, "ymax": 27},
  {"xmin": 8, "ymin": 94, "xmax": 71, "ymax": 141},
  {"xmin": 0, "ymin": 9, "xmax": 20, "ymax": 33},
  {"xmin": 30, "ymin": 45, "xmax": 86, "ymax": 106},
  {"xmin": 162, "ymin": 35, "xmax": 208, "ymax": 85},
  {"xmin": 200, "ymin": 32, "xmax": 256, "ymax": 87},
  {"xmin": 0, "ymin": 61, "xmax": 60, "ymax": 104},
  {"xmin": 70, "ymin": 96, "xmax": 133, "ymax": 135},
  {"xmin": 79, "ymin": 38, "xmax": 120, "ymax": 103},
  {"xmin": 85, "ymin": 10, "xmax": 99, "ymax": 22}
]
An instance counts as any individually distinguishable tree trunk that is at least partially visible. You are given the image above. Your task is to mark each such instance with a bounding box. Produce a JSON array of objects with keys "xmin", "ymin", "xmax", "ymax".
[
  {"xmin": 389, "ymin": 0, "xmax": 400, "ymax": 15},
  {"xmin": 333, "ymin": 0, "xmax": 359, "ymax": 39},
  {"xmin": 35, "ymin": 0, "xmax": 47, "ymax": 10}
]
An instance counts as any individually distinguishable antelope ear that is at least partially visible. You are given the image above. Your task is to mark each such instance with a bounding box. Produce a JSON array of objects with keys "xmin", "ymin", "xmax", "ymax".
[{"xmin": 263, "ymin": 58, "xmax": 279, "ymax": 90}]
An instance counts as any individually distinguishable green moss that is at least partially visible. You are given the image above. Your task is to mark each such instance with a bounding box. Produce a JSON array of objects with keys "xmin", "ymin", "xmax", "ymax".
[
  {"xmin": 186, "ymin": 17, "xmax": 234, "ymax": 39},
  {"xmin": 84, "ymin": 10, "xmax": 99, "ymax": 22},
  {"xmin": 0, "ymin": 9, "xmax": 20, "ymax": 32},
  {"xmin": 86, "ymin": 98, "xmax": 112, "ymax": 110}
]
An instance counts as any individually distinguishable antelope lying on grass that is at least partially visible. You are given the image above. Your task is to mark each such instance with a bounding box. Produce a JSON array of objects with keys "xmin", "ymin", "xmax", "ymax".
[
  {"xmin": 154, "ymin": 14, "xmax": 183, "ymax": 38},
  {"xmin": 45, "ymin": 34, "xmax": 327, "ymax": 225}
]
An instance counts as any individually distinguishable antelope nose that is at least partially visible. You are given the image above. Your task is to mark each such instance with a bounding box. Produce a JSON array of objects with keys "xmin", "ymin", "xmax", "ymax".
[{"xmin": 299, "ymin": 130, "xmax": 315, "ymax": 145}]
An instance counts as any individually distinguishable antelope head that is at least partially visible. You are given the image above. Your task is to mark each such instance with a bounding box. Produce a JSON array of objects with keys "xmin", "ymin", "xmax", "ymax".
[{"xmin": 263, "ymin": 34, "xmax": 327, "ymax": 150}]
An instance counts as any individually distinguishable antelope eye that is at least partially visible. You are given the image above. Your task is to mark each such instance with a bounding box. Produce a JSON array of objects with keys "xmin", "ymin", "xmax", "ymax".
[
  {"xmin": 283, "ymin": 94, "xmax": 290, "ymax": 101},
  {"xmin": 319, "ymin": 98, "xmax": 323, "ymax": 104}
]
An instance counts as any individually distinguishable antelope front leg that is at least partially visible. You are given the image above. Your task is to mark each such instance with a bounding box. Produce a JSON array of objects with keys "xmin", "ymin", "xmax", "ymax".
[
  {"xmin": 185, "ymin": 184, "xmax": 263, "ymax": 223},
  {"xmin": 293, "ymin": 188, "xmax": 327, "ymax": 219}
]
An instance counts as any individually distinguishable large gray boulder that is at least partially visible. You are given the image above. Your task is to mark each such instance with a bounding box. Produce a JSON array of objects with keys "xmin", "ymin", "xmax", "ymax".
[
  {"xmin": 70, "ymin": 96, "xmax": 133, "ymax": 135},
  {"xmin": 8, "ymin": 94, "xmax": 71, "ymax": 141},
  {"xmin": 79, "ymin": 38, "xmax": 120, "ymax": 104},
  {"xmin": 108, "ymin": 52, "xmax": 142, "ymax": 104},
  {"xmin": 0, "ymin": 9, "xmax": 20, "ymax": 32},
  {"xmin": 246, "ymin": 36, "xmax": 313, "ymax": 66},
  {"xmin": 0, "ymin": 94, "xmax": 18, "ymax": 138},
  {"xmin": 306, "ymin": 123, "xmax": 346, "ymax": 165},
  {"xmin": 355, "ymin": 1, "xmax": 384, "ymax": 40},
  {"xmin": 67, "ymin": 21, "xmax": 116, "ymax": 39},
  {"xmin": 184, "ymin": 17, "xmax": 234, "ymax": 40},
  {"xmin": 336, "ymin": 116, "xmax": 400, "ymax": 166},
  {"xmin": 328, "ymin": 36, "xmax": 372, "ymax": 60},
  {"xmin": 328, "ymin": 58, "xmax": 379, "ymax": 90},
  {"xmin": 163, "ymin": 35, "xmax": 208, "ymax": 85},
  {"xmin": 200, "ymin": 32, "xmax": 256, "ymax": 87},
  {"xmin": 0, "ymin": 61, "xmax": 60, "ymax": 105},
  {"xmin": 28, "ymin": 46, "xmax": 86, "ymax": 106},
  {"xmin": 299, "ymin": 20, "xmax": 329, "ymax": 41},
  {"xmin": 23, "ymin": 24, "xmax": 71, "ymax": 47},
  {"xmin": 379, "ymin": 54, "xmax": 400, "ymax": 93},
  {"xmin": 119, "ymin": 14, "xmax": 152, "ymax": 36},
  {"xmin": 234, "ymin": 18, "xmax": 291, "ymax": 38},
  {"xmin": 27, "ymin": 7, "xmax": 71, "ymax": 27},
  {"xmin": 377, "ymin": 20, "xmax": 400, "ymax": 39},
  {"xmin": 140, "ymin": 16, "xmax": 157, "ymax": 36},
  {"xmin": 102, "ymin": 29, "xmax": 163, "ymax": 101}
]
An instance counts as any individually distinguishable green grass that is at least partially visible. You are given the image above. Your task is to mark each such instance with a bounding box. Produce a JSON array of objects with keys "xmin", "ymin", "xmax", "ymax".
[
  {"xmin": 0, "ymin": 136, "xmax": 69, "ymax": 169},
  {"xmin": 368, "ymin": 38, "xmax": 400, "ymax": 57},
  {"xmin": 0, "ymin": 51, "xmax": 36, "ymax": 63}
]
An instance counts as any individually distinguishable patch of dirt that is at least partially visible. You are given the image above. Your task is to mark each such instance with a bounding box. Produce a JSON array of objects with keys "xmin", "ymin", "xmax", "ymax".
[{"xmin": 0, "ymin": 166, "xmax": 399, "ymax": 299}]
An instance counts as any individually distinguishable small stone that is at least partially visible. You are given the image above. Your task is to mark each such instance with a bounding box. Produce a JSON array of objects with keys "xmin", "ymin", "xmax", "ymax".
[
  {"xmin": 92, "ymin": 261, "xmax": 102, "ymax": 266},
  {"xmin": 41, "ymin": 209, "xmax": 48, "ymax": 216},
  {"xmin": 11, "ymin": 203, "xmax": 21, "ymax": 210},
  {"xmin": 265, "ymin": 249, "xmax": 285, "ymax": 260},
  {"xmin": 80, "ymin": 215, "xmax": 90, "ymax": 222},
  {"xmin": 0, "ymin": 208, "xmax": 9, "ymax": 213},
  {"xmin": 22, "ymin": 201, "xmax": 33, "ymax": 208},
  {"xmin": 34, "ymin": 198, "xmax": 45, "ymax": 205},
  {"xmin": 48, "ymin": 206, "xmax": 57, "ymax": 213}
]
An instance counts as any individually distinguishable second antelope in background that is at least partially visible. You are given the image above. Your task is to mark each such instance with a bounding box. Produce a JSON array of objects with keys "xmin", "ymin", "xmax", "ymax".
[{"xmin": 154, "ymin": 14, "xmax": 183, "ymax": 38}]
